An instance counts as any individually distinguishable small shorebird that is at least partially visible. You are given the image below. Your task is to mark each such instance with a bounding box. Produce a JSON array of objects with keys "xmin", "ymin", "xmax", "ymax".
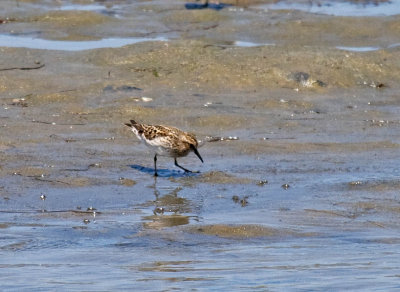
[{"xmin": 125, "ymin": 120, "xmax": 203, "ymax": 176}]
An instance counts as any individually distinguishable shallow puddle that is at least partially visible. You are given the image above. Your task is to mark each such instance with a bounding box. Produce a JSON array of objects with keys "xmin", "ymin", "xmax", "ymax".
[
  {"xmin": 336, "ymin": 45, "xmax": 381, "ymax": 52},
  {"xmin": 0, "ymin": 34, "xmax": 167, "ymax": 51},
  {"xmin": 258, "ymin": 0, "xmax": 400, "ymax": 16}
]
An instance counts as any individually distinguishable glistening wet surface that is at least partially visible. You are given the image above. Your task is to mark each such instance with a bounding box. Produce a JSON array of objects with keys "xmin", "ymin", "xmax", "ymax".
[
  {"xmin": 0, "ymin": 34, "xmax": 167, "ymax": 51},
  {"xmin": 258, "ymin": 0, "xmax": 400, "ymax": 16},
  {"xmin": 1, "ymin": 0, "xmax": 400, "ymax": 290}
]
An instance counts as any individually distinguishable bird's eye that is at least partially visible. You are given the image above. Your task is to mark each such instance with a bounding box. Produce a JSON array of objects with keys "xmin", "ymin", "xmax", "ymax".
[{"xmin": 138, "ymin": 130, "xmax": 143, "ymax": 134}]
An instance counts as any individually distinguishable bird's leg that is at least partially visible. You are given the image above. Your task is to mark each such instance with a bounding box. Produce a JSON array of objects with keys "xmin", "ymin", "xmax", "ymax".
[
  {"xmin": 174, "ymin": 158, "xmax": 199, "ymax": 173},
  {"xmin": 174, "ymin": 158, "xmax": 191, "ymax": 172},
  {"xmin": 154, "ymin": 154, "xmax": 158, "ymax": 177}
]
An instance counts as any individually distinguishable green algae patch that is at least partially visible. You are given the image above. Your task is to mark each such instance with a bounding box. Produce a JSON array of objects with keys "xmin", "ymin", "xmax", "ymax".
[
  {"xmin": 143, "ymin": 215, "xmax": 190, "ymax": 230},
  {"xmin": 190, "ymin": 224, "xmax": 278, "ymax": 238},
  {"xmin": 186, "ymin": 224, "xmax": 316, "ymax": 239},
  {"xmin": 177, "ymin": 171, "xmax": 254, "ymax": 185}
]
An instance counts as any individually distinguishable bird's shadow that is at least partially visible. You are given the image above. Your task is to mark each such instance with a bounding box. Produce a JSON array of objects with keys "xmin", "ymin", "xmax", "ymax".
[
  {"xmin": 129, "ymin": 164, "xmax": 198, "ymax": 178},
  {"xmin": 185, "ymin": 2, "xmax": 231, "ymax": 10}
]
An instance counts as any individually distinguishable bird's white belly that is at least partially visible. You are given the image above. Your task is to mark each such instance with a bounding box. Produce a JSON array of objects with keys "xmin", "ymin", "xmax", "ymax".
[{"xmin": 143, "ymin": 138, "xmax": 174, "ymax": 156}]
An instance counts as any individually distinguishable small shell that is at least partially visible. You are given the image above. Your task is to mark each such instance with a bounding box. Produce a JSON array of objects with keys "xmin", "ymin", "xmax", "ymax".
[{"xmin": 141, "ymin": 97, "xmax": 153, "ymax": 102}]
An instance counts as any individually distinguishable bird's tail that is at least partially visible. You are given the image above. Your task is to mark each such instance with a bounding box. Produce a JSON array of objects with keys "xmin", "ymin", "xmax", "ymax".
[{"xmin": 124, "ymin": 120, "xmax": 138, "ymax": 128}]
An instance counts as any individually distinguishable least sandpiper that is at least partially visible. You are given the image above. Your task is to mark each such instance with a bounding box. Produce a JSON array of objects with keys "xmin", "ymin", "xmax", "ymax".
[{"xmin": 125, "ymin": 120, "xmax": 203, "ymax": 176}]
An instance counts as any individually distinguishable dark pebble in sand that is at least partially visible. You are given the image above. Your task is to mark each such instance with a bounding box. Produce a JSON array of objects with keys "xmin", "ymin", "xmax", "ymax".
[
  {"xmin": 370, "ymin": 82, "xmax": 385, "ymax": 88},
  {"xmin": 153, "ymin": 207, "xmax": 165, "ymax": 215},
  {"xmin": 240, "ymin": 198, "xmax": 248, "ymax": 207},
  {"xmin": 103, "ymin": 85, "xmax": 142, "ymax": 92},
  {"xmin": 257, "ymin": 180, "xmax": 268, "ymax": 186},
  {"xmin": 314, "ymin": 80, "xmax": 327, "ymax": 87},
  {"xmin": 232, "ymin": 195, "xmax": 249, "ymax": 207},
  {"xmin": 288, "ymin": 72, "xmax": 310, "ymax": 82},
  {"xmin": 287, "ymin": 71, "xmax": 326, "ymax": 87},
  {"xmin": 349, "ymin": 181, "xmax": 363, "ymax": 186}
]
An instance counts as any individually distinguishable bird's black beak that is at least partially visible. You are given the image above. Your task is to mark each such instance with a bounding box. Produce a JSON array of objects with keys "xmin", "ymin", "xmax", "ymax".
[{"xmin": 191, "ymin": 144, "xmax": 204, "ymax": 163}]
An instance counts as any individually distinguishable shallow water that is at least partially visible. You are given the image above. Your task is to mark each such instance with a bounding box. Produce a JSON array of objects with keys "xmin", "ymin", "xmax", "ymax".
[
  {"xmin": 2, "ymin": 150, "xmax": 400, "ymax": 290},
  {"xmin": 336, "ymin": 45, "xmax": 381, "ymax": 52},
  {"xmin": 1, "ymin": 0, "xmax": 400, "ymax": 291},
  {"xmin": 0, "ymin": 34, "xmax": 167, "ymax": 51},
  {"xmin": 234, "ymin": 40, "xmax": 274, "ymax": 47},
  {"xmin": 0, "ymin": 35, "xmax": 276, "ymax": 51},
  {"xmin": 259, "ymin": 0, "xmax": 400, "ymax": 16}
]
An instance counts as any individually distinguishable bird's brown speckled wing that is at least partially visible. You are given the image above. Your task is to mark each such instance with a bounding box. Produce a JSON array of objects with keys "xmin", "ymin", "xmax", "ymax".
[{"xmin": 142, "ymin": 125, "xmax": 181, "ymax": 141}]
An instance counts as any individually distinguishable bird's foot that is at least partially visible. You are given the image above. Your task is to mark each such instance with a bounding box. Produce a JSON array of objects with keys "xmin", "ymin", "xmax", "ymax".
[{"xmin": 184, "ymin": 169, "xmax": 200, "ymax": 174}]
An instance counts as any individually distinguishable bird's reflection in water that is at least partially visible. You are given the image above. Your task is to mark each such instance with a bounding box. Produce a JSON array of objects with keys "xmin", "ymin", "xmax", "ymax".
[{"xmin": 141, "ymin": 177, "xmax": 194, "ymax": 229}]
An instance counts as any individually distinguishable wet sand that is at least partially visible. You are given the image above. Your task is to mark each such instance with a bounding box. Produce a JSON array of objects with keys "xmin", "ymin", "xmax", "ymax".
[{"xmin": 1, "ymin": 0, "xmax": 400, "ymax": 290}]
